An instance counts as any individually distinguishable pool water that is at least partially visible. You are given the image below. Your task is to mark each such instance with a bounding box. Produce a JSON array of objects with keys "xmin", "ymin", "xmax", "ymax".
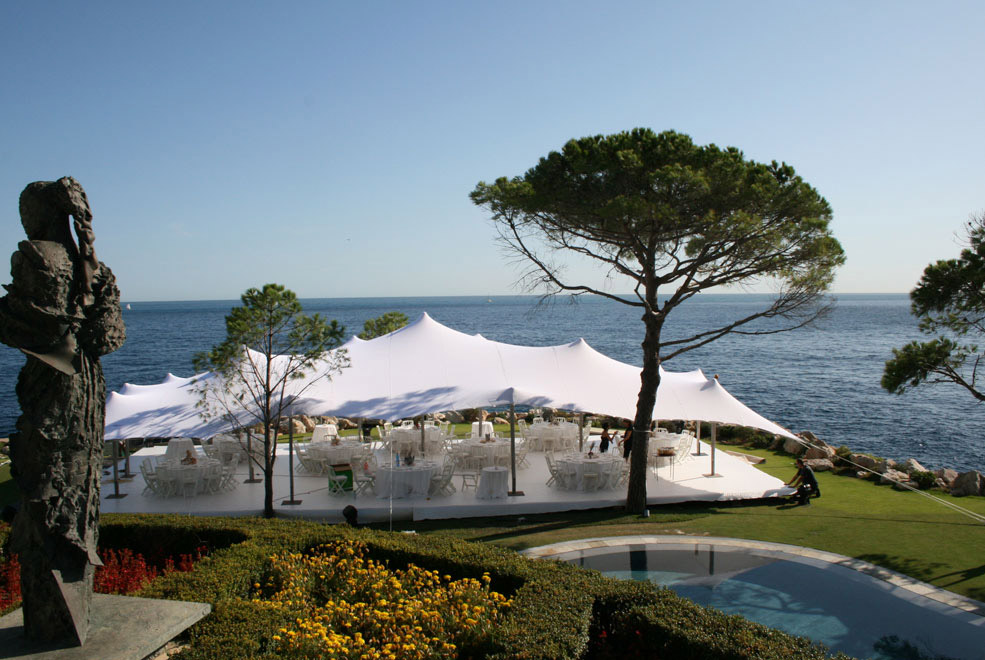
[{"xmin": 559, "ymin": 544, "xmax": 984, "ymax": 660}]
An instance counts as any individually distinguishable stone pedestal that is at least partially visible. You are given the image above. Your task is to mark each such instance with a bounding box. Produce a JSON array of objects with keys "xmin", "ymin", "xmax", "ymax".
[{"xmin": 0, "ymin": 594, "xmax": 210, "ymax": 660}]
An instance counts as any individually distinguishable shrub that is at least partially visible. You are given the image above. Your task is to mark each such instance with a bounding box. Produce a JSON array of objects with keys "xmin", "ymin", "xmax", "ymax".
[
  {"xmin": 4, "ymin": 515, "xmax": 848, "ymax": 659},
  {"xmin": 910, "ymin": 470, "xmax": 937, "ymax": 490}
]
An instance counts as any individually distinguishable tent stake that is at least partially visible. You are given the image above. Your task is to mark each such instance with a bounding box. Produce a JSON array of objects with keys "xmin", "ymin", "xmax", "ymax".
[{"xmin": 283, "ymin": 413, "xmax": 302, "ymax": 505}]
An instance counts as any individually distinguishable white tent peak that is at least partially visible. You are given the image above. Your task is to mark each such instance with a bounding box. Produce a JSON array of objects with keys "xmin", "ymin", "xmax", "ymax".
[{"xmin": 104, "ymin": 312, "xmax": 797, "ymax": 440}]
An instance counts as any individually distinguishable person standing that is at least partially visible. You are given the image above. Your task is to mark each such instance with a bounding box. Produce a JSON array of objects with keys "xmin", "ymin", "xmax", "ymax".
[
  {"xmin": 619, "ymin": 419, "xmax": 633, "ymax": 461},
  {"xmin": 598, "ymin": 422, "xmax": 614, "ymax": 454}
]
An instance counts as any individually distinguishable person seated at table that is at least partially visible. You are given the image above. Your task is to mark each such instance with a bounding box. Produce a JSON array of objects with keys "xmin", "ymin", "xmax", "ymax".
[
  {"xmin": 180, "ymin": 449, "xmax": 197, "ymax": 465},
  {"xmin": 599, "ymin": 422, "xmax": 614, "ymax": 454},
  {"xmin": 619, "ymin": 419, "xmax": 633, "ymax": 460}
]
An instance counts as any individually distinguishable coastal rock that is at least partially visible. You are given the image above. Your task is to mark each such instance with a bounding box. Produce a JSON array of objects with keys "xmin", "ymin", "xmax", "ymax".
[
  {"xmin": 279, "ymin": 418, "xmax": 305, "ymax": 435},
  {"xmin": 902, "ymin": 458, "xmax": 928, "ymax": 474},
  {"xmin": 337, "ymin": 418, "xmax": 358, "ymax": 430},
  {"xmin": 432, "ymin": 412, "xmax": 446, "ymax": 422},
  {"xmin": 849, "ymin": 454, "xmax": 888, "ymax": 474},
  {"xmin": 783, "ymin": 437, "xmax": 807, "ymax": 455},
  {"xmin": 297, "ymin": 415, "xmax": 316, "ymax": 432},
  {"xmin": 769, "ymin": 437, "xmax": 785, "ymax": 451},
  {"xmin": 492, "ymin": 416, "xmax": 509, "ymax": 425},
  {"xmin": 804, "ymin": 458, "xmax": 834, "ymax": 472},
  {"xmin": 934, "ymin": 468, "xmax": 959, "ymax": 486},
  {"xmin": 880, "ymin": 469, "xmax": 909, "ymax": 486},
  {"xmin": 950, "ymin": 471, "xmax": 984, "ymax": 497},
  {"xmin": 320, "ymin": 416, "xmax": 339, "ymax": 425},
  {"xmin": 804, "ymin": 442, "xmax": 836, "ymax": 460},
  {"xmin": 444, "ymin": 410, "xmax": 464, "ymax": 423}
]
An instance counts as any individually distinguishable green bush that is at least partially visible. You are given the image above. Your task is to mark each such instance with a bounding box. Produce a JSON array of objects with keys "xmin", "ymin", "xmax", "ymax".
[
  {"xmin": 3, "ymin": 515, "xmax": 852, "ymax": 659},
  {"xmin": 910, "ymin": 470, "xmax": 937, "ymax": 490}
]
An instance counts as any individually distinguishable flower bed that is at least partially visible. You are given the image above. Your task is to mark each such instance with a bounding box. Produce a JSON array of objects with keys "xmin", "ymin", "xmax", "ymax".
[
  {"xmin": 257, "ymin": 539, "xmax": 510, "ymax": 659},
  {"xmin": 4, "ymin": 516, "xmax": 842, "ymax": 659},
  {"xmin": 0, "ymin": 521, "xmax": 208, "ymax": 613}
]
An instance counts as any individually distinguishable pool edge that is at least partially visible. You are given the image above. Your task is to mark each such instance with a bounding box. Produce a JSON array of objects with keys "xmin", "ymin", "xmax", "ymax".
[{"xmin": 521, "ymin": 535, "xmax": 985, "ymax": 619}]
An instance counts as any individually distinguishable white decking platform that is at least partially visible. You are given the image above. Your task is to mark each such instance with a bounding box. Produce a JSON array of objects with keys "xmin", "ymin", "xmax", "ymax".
[{"xmin": 100, "ymin": 440, "xmax": 791, "ymax": 524}]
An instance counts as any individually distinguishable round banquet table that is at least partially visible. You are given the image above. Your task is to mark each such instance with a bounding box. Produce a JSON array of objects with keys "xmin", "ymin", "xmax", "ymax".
[
  {"xmin": 476, "ymin": 466, "xmax": 509, "ymax": 499},
  {"xmin": 554, "ymin": 455, "xmax": 622, "ymax": 491},
  {"xmin": 526, "ymin": 423, "xmax": 579, "ymax": 452},
  {"xmin": 459, "ymin": 438, "xmax": 511, "ymax": 469},
  {"xmin": 154, "ymin": 458, "xmax": 220, "ymax": 496},
  {"xmin": 306, "ymin": 441, "xmax": 365, "ymax": 466},
  {"xmin": 375, "ymin": 462, "xmax": 437, "ymax": 498},
  {"xmin": 311, "ymin": 424, "xmax": 339, "ymax": 442}
]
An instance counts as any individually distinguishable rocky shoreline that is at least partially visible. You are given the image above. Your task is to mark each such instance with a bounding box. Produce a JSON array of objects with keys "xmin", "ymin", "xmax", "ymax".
[{"xmin": 777, "ymin": 431, "xmax": 985, "ymax": 498}]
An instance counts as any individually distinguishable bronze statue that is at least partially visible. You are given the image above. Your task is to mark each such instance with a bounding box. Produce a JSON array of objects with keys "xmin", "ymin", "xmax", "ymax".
[{"xmin": 0, "ymin": 177, "xmax": 125, "ymax": 644}]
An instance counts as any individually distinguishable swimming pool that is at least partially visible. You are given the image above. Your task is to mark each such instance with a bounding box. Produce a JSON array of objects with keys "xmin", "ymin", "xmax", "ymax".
[{"xmin": 529, "ymin": 537, "xmax": 985, "ymax": 660}]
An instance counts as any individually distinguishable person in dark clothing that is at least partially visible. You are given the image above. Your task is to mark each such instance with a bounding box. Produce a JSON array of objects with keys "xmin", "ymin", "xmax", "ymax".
[
  {"xmin": 599, "ymin": 422, "xmax": 614, "ymax": 454},
  {"xmin": 785, "ymin": 458, "xmax": 820, "ymax": 505},
  {"xmin": 619, "ymin": 420, "xmax": 633, "ymax": 460}
]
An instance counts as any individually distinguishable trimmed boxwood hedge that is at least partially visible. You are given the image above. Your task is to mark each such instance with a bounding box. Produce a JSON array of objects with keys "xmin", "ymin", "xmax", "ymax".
[{"xmin": 3, "ymin": 515, "xmax": 852, "ymax": 659}]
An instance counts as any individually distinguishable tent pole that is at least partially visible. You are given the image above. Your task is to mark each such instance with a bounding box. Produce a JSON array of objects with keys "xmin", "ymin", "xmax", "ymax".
[
  {"xmin": 508, "ymin": 402, "xmax": 523, "ymax": 496},
  {"xmin": 704, "ymin": 422, "xmax": 721, "ymax": 478},
  {"xmin": 694, "ymin": 420, "xmax": 703, "ymax": 456},
  {"xmin": 578, "ymin": 413, "xmax": 584, "ymax": 453},
  {"xmin": 283, "ymin": 412, "xmax": 302, "ymax": 505},
  {"xmin": 106, "ymin": 439, "xmax": 126, "ymax": 499},
  {"xmin": 420, "ymin": 416, "xmax": 426, "ymax": 455},
  {"xmin": 245, "ymin": 428, "xmax": 262, "ymax": 483}
]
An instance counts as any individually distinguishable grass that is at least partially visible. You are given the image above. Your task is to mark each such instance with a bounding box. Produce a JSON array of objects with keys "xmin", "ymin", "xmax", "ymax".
[
  {"xmin": 2, "ymin": 440, "xmax": 983, "ymax": 603},
  {"xmin": 382, "ymin": 446, "xmax": 985, "ymax": 602}
]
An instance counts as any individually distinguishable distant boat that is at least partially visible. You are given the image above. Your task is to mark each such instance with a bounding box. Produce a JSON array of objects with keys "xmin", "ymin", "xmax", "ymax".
[
  {"xmin": 487, "ymin": 299, "xmax": 493, "ymax": 303},
  {"xmin": 126, "ymin": 304, "xmax": 131, "ymax": 310}
]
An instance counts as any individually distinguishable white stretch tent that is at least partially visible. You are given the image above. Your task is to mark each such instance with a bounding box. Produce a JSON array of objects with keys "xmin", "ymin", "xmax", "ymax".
[{"xmin": 104, "ymin": 313, "xmax": 797, "ymax": 440}]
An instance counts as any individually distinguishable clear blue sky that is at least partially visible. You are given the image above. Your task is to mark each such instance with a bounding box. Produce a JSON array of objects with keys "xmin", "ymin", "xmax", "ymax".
[{"xmin": 1, "ymin": 1, "xmax": 982, "ymax": 301}]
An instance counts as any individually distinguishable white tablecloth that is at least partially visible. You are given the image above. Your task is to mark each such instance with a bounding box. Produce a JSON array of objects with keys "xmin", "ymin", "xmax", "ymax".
[
  {"xmin": 155, "ymin": 458, "xmax": 220, "ymax": 496},
  {"xmin": 311, "ymin": 424, "xmax": 339, "ymax": 442},
  {"xmin": 375, "ymin": 462, "xmax": 437, "ymax": 498},
  {"xmin": 459, "ymin": 439, "xmax": 512, "ymax": 468},
  {"xmin": 386, "ymin": 428, "xmax": 445, "ymax": 456},
  {"xmin": 164, "ymin": 438, "xmax": 196, "ymax": 462},
  {"xmin": 477, "ymin": 466, "xmax": 509, "ymax": 499},
  {"xmin": 527, "ymin": 423, "xmax": 579, "ymax": 452},
  {"xmin": 470, "ymin": 421, "xmax": 494, "ymax": 438},
  {"xmin": 555, "ymin": 455, "xmax": 622, "ymax": 491},
  {"xmin": 306, "ymin": 442, "xmax": 364, "ymax": 466}
]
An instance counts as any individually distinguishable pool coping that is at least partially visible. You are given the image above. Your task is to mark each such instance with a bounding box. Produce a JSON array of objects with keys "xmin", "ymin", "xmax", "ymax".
[{"xmin": 522, "ymin": 535, "xmax": 985, "ymax": 619}]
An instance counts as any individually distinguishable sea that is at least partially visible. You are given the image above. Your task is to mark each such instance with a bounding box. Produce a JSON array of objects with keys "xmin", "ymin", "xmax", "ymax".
[{"xmin": 1, "ymin": 294, "xmax": 982, "ymax": 473}]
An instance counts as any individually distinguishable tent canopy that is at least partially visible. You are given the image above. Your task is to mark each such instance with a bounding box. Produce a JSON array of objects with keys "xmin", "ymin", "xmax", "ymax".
[{"xmin": 104, "ymin": 313, "xmax": 797, "ymax": 440}]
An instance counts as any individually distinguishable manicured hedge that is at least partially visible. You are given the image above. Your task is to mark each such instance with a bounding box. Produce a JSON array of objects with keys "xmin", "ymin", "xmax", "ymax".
[{"xmin": 3, "ymin": 515, "xmax": 853, "ymax": 659}]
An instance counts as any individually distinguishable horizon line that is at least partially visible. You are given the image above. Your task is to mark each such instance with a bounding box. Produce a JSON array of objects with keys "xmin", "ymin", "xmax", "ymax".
[{"xmin": 120, "ymin": 291, "xmax": 911, "ymax": 305}]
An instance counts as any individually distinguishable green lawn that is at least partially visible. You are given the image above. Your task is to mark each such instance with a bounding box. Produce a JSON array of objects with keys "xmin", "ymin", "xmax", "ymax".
[
  {"xmin": 385, "ymin": 446, "xmax": 985, "ymax": 602},
  {"xmin": 2, "ymin": 442, "xmax": 983, "ymax": 602}
]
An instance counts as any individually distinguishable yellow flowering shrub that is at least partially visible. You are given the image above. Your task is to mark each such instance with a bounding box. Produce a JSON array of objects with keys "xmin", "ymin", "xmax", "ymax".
[{"xmin": 255, "ymin": 539, "xmax": 511, "ymax": 659}]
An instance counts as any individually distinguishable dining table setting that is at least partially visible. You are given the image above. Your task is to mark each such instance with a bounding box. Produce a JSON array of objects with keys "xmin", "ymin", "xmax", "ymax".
[
  {"xmin": 374, "ymin": 459, "xmax": 438, "ymax": 498},
  {"xmin": 553, "ymin": 453, "xmax": 623, "ymax": 491}
]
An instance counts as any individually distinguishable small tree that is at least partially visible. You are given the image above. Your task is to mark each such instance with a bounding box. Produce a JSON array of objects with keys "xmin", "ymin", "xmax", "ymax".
[
  {"xmin": 883, "ymin": 212, "xmax": 985, "ymax": 402},
  {"xmin": 193, "ymin": 283, "xmax": 348, "ymax": 518},
  {"xmin": 358, "ymin": 311, "xmax": 410, "ymax": 339},
  {"xmin": 471, "ymin": 129, "xmax": 844, "ymax": 512}
]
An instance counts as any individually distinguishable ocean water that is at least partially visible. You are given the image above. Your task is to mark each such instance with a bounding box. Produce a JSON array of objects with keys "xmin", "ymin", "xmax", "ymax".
[{"xmin": 1, "ymin": 293, "xmax": 982, "ymax": 472}]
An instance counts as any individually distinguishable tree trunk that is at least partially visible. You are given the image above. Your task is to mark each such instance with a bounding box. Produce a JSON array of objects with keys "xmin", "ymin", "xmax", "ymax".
[
  {"xmin": 263, "ymin": 425, "xmax": 274, "ymax": 518},
  {"xmin": 626, "ymin": 312, "xmax": 662, "ymax": 513}
]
